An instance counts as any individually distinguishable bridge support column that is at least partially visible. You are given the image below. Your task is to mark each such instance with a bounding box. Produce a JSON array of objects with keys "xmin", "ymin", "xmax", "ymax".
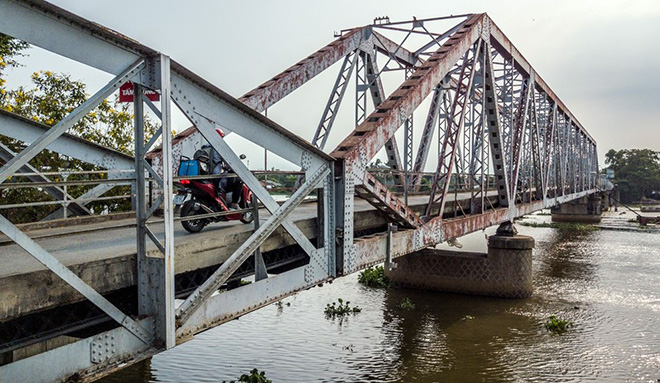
[
  {"xmin": 551, "ymin": 195, "xmax": 602, "ymax": 223},
  {"xmin": 385, "ymin": 223, "xmax": 534, "ymax": 298}
]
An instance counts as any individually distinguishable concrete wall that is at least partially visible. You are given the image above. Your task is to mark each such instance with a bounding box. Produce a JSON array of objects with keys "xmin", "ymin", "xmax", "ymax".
[
  {"xmin": 551, "ymin": 195, "xmax": 602, "ymax": 223},
  {"xmin": 385, "ymin": 235, "xmax": 534, "ymax": 299}
]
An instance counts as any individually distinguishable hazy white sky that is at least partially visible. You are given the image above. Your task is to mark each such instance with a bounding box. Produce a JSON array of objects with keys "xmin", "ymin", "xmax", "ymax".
[{"xmin": 4, "ymin": 0, "xmax": 660, "ymax": 169}]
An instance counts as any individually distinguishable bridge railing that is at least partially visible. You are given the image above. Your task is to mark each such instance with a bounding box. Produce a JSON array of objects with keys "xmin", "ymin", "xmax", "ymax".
[
  {"xmin": 0, "ymin": 169, "xmax": 133, "ymax": 222},
  {"xmin": 0, "ymin": 167, "xmax": 318, "ymax": 225}
]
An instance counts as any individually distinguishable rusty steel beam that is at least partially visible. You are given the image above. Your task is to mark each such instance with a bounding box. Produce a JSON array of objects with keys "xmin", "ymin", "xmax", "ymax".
[
  {"xmin": 481, "ymin": 41, "xmax": 510, "ymax": 207},
  {"xmin": 413, "ymin": 20, "xmax": 469, "ymax": 57},
  {"xmin": 240, "ymin": 29, "xmax": 363, "ymax": 112},
  {"xmin": 371, "ymin": 30, "xmax": 418, "ymax": 67},
  {"xmin": 413, "ymin": 85, "xmax": 443, "ymax": 174},
  {"xmin": 426, "ymin": 39, "xmax": 483, "ymax": 218},
  {"xmin": 312, "ymin": 52, "xmax": 357, "ymax": 149},
  {"xmin": 352, "ymin": 201, "xmax": 545, "ymax": 270},
  {"xmin": 508, "ymin": 75, "xmax": 532, "ymax": 197},
  {"xmin": 355, "ymin": 172, "xmax": 422, "ymax": 228},
  {"xmin": 363, "ymin": 52, "xmax": 405, "ymax": 185},
  {"xmin": 529, "ymin": 91, "xmax": 545, "ymax": 200},
  {"xmin": 331, "ymin": 14, "xmax": 484, "ymax": 165}
]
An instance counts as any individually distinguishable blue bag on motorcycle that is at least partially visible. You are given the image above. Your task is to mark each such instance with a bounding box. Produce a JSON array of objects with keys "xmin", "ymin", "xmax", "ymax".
[{"xmin": 177, "ymin": 156, "xmax": 200, "ymax": 176}]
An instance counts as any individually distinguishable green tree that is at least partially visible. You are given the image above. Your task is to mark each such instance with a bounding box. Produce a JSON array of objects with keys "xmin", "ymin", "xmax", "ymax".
[
  {"xmin": 0, "ymin": 35, "xmax": 156, "ymax": 223},
  {"xmin": 0, "ymin": 33, "xmax": 29, "ymax": 105},
  {"xmin": 604, "ymin": 149, "xmax": 660, "ymax": 203}
]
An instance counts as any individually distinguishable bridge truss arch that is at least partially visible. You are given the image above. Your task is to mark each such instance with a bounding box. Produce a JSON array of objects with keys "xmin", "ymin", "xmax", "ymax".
[{"xmin": 0, "ymin": 2, "xmax": 597, "ymax": 381}]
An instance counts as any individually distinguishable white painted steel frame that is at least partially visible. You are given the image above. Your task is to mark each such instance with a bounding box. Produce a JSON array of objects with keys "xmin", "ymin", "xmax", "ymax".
[{"xmin": 0, "ymin": 1, "xmax": 337, "ymax": 381}]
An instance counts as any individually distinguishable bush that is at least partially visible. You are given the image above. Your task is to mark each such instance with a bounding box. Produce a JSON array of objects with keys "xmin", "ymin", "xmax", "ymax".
[
  {"xmin": 223, "ymin": 368, "xmax": 272, "ymax": 383},
  {"xmin": 324, "ymin": 298, "xmax": 361, "ymax": 318},
  {"xmin": 518, "ymin": 221, "xmax": 598, "ymax": 232},
  {"xmin": 397, "ymin": 297, "xmax": 415, "ymax": 311},
  {"xmin": 358, "ymin": 266, "xmax": 390, "ymax": 288},
  {"xmin": 545, "ymin": 315, "xmax": 573, "ymax": 334}
]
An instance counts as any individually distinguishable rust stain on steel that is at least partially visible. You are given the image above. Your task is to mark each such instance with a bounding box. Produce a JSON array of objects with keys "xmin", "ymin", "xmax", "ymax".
[
  {"xmin": 239, "ymin": 29, "xmax": 363, "ymax": 113},
  {"xmin": 350, "ymin": 200, "xmax": 547, "ymax": 267},
  {"xmin": 355, "ymin": 172, "xmax": 422, "ymax": 227},
  {"xmin": 435, "ymin": 201, "xmax": 544, "ymax": 241},
  {"xmin": 352, "ymin": 234, "xmax": 388, "ymax": 269},
  {"xmin": 331, "ymin": 14, "xmax": 485, "ymax": 169},
  {"xmin": 371, "ymin": 30, "xmax": 418, "ymax": 67}
]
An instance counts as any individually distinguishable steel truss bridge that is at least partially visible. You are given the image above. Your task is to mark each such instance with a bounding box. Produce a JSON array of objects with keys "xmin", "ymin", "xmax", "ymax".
[{"xmin": 0, "ymin": 1, "xmax": 598, "ymax": 381}]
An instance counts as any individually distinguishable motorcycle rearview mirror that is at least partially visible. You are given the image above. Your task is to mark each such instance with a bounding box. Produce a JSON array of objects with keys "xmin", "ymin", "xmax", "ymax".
[{"xmin": 239, "ymin": 154, "xmax": 246, "ymax": 160}]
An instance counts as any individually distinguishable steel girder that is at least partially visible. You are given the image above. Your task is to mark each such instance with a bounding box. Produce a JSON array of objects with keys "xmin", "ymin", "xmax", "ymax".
[
  {"xmin": 411, "ymin": 80, "xmax": 445, "ymax": 190},
  {"xmin": 331, "ymin": 14, "xmax": 485, "ymax": 165},
  {"xmin": 0, "ymin": 109, "xmax": 136, "ymax": 219},
  {"xmin": 0, "ymin": 109, "xmax": 134, "ymax": 172},
  {"xmin": 239, "ymin": 29, "xmax": 363, "ymax": 113},
  {"xmin": 359, "ymin": 51, "xmax": 405, "ymax": 186},
  {"xmin": 329, "ymin": 13, "xmax": 597, "ymax": 269},
  {"xmin": 0, "ymin": 3, "xmax": 600, "ymax": 381}
]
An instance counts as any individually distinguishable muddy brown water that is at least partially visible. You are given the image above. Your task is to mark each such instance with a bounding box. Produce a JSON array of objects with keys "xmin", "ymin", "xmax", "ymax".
[{"xmin": 99, "ymin": 212, "xmax": 660, "ymax": 382}]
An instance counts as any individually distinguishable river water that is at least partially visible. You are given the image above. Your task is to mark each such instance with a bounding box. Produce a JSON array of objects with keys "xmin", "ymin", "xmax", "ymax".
[{"xmin": 100, "ymin": 211, "xmax": 660, "ymax": 382}]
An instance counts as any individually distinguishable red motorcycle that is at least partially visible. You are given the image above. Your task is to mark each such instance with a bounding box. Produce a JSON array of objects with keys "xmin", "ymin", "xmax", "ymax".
[{"xmin": 175, "ymin": 149, "xmax": 253, "ymax": 233}]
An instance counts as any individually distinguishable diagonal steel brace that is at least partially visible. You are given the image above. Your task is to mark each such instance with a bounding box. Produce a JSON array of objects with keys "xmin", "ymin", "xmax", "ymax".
[
  {"xmin": 0, "ymin": 214, "xmax": 152, "ymax": 344},
  {"xmin": 175, "ymin": 163, "xmax": 330, "ymax": 323}
]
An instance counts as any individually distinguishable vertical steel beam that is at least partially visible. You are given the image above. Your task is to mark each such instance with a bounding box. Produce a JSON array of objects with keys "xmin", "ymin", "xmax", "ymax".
[
  {"xmin": 411, "ymin": 78, "xmax": 448, "ymax": 190},
  {"xmin": 403, "ymin": 115, "xmax": 412, "ymax": 200},
  {"xmin": 355, "ymin": 51, "xmax": 369, "ymax": 127},
  {"xmin": 133, "ymin": 85, "xmax": 168, "ymax": 349},
  {"xmin": 403, "ymin": 67, "xmax": 414, "ymax": 201},
  {"xmin": 508, "ymin": 74, "xmax": 533, "ymax": 199},
  {"xmin": 363, "ymin": 52, "xmax": 405, "ymax": 183},
  {"xmin": 483, "ymin": 41, "xmax": 510, "ymax": 207},
  {"xmin": 158, "ymin": 55, "xmax": 176, "ymax": 349},
  {"xmin": 529, "ymin": 89, "xmax": 544, "ymax": 200},
  {"xmin": 323, "ymin": 169, "xmax": 336, "ymax": 277},
  {"xmin": 426, "ymin": 38, "xmax": 482, "ymax": 218},
  {"xmin": 468, "ymin": 50, "xmax": 487, "ymax": 213},
  {"xmin": 334, "ymin": 160, "xmax": 350, "ymax": 276},
  {"xmin": 253, "ymin": 194, "xmax": 268, "ymax": 281},
  {"xmin": 543, "ymin": 102, "xmax": 557, "ymax": 198}
]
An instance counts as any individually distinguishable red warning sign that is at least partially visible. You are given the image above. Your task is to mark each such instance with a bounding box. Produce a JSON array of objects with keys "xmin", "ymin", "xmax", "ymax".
[{"xmin": 119, "ymin": 81, "xmax": 160, "ymax": 103}]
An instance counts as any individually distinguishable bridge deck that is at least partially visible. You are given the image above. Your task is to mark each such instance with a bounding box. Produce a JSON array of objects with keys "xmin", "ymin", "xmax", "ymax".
[{"xmin": 0, "ymin": 192, "xmax": 494, "ymax": 322}]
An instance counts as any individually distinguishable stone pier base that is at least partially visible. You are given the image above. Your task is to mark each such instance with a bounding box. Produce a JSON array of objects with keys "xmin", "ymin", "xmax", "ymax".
[
  {"xmin": 551, "ymin": 196, "xmax": 602, "ymax": 223},
  {"xmin": 385, "ymin": 235, "xmax": 534, "ymax": 299}
]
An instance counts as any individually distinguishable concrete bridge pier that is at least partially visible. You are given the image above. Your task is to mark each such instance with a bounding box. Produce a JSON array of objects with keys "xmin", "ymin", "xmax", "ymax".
[
  {"xmin": 385, "ymin": 222, "xmax": 534, "ymax": 298},
  {"xmin": 551, "ymin": 195, "xmax": 602, "ymax": 223}
]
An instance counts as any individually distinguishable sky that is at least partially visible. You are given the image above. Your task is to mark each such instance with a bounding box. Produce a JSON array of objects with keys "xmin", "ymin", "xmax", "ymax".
[{"xmin": 4, "ymin": 0, "xmax": 660, "ymax": 170}]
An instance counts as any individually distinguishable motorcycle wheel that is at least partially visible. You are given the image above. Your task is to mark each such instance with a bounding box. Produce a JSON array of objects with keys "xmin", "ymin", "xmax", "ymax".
[
  {"xmin": 239, "ymin": 198, "xmax": 254, "ymax": 224},
  {"xmin": 181, "ymin": 200, "xmax": 207, "ymax": 233}
]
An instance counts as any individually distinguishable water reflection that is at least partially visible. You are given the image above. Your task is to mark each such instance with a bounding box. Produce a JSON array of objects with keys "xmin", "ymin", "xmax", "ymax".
[
  {"xmin": 380, "ymin": 287, "xmax": 543, "ymax": 383},
  {"xmin": 101, "ymin": 358, "xmax": 157, "ymax": 383},
  {"xmin": 534, "ymin": 229, "xmax": 600, "ymax": 291},
  {"xmin": 99, "ymin": 213, "xmax": 660, "ymax": 383}
]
